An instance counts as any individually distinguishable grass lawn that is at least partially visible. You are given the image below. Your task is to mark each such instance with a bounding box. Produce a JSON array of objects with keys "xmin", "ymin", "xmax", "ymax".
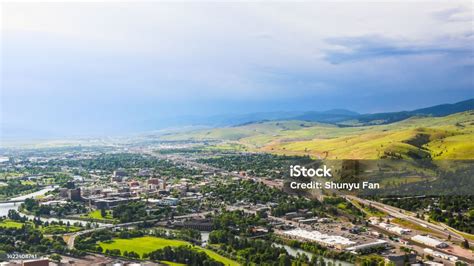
[
  {"xmin": 99, "ymin": 236, "xmax": 239, "ymax": 266},
  {"xmin": 82, "ymin": 210, "xmax": 115, "ymax": 221},
  {"xmin": 0, "ymin": 219, "xmax": 24, "ymax": 229},
  {"xmin": 443, "ymin": 225, "xmax": 474, "ymax": 242},
  {"xmin": 349, "ymin": 199, "xmax": 386, "ymax": 217},
  {"xmin": 41, "ymin": 225, "xmax": 82, "ymax": 234}
]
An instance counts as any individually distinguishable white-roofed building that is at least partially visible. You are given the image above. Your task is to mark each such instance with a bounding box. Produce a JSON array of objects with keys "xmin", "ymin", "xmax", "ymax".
[
  {"xmin": 412, "ymin": 235, "xmax": 448, "ymax": 248},
  {"xmin": 279, "ymin": 228, "xmax": 356, "ymax": 250}
]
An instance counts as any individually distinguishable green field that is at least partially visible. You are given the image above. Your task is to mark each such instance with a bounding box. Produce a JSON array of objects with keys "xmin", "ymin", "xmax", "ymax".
[
  {"xmin": 40, "ymin": 225, "xmax": 82, "ymax": 234},
  {"xmin": 82, "ymin": 210, "xmax": 116, "ymax": 221},
  {"xmin": 99, "ymin": 236, "xmax": 239, "ymax": 266},
  {"xmin": 0, "ymin": 219, "xmax": 24, "ymax": 229}
]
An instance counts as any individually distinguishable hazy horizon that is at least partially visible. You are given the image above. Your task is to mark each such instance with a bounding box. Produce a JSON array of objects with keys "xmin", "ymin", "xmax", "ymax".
[{"xmin": 1, "ymin": 2, "xmax": 473, "ymax": 139}]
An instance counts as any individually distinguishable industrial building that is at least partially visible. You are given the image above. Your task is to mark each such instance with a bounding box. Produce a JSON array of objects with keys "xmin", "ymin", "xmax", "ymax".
[
  {"xmin": 93, "ymin": 197, "xmax": 134, "ymax": 209},
  {"xmin": 378, "ymin": 222, "xmax": 411, "ymax": 235},
  {"xmin": 384, "ymin": 253, "xmax": 417, "ymax": 266},
  {"xmin": 279, "ymin": 228, "xmax": 356, "ymax": 250},
  {"xmin": 345, "ymin": 239, "xmax": 388, "ymax": 253},
  {"xmin": 411, "ymin": 235, "xmax": 448, "ymax": 248}
]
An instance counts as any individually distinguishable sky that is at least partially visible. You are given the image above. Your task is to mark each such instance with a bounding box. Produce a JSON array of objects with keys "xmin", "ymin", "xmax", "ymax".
[{"xmin": 1, "ymin": 1, "xmax": 473, "ymax": 138}]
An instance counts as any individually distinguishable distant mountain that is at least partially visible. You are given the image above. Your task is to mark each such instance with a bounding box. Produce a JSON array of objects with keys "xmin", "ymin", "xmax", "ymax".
[
  {"xmin": 355, "ymin": 98, "xmax": 474, "ymax": 125},
  {"xmin": 287, "ymin": 99, "xmax": 473, "ymax": 125},
  {"xmin": 291, "ymin": 109, "xmax": 359, "ymax": 123},
  {"xmin": 149, "ymin": 99, "xmax": 473, "ymax": 130},
  {"xmin": 411, "ymin": 98, "xmax": 474, "ymax": 116}
]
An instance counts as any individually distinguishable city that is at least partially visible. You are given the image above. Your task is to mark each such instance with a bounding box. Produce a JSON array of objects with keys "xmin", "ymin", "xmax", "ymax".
[
  {"xmin": 1, "ymin": 1, "xmax": 473, "ymax": 266},
  {"xmin": 0, "ymin": 143, "xmax": 472, "ymax": 265}
]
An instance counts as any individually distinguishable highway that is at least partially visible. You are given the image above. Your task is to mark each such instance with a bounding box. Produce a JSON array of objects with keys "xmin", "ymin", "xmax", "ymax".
[{"xmin": 346, "ymin": 195, "xmax": 473, "ymax": 246}]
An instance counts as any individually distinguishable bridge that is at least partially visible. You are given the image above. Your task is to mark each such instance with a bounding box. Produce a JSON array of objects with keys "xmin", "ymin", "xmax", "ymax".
[{"xmin": 0, "ymin": 199, "xmax": 25, "ymax": 204}]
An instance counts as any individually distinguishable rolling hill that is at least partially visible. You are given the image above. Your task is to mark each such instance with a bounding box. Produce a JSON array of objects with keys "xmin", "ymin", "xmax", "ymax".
[{"xmin": 160, "ymin": 110, "xmax": 474, "ymax": 160}]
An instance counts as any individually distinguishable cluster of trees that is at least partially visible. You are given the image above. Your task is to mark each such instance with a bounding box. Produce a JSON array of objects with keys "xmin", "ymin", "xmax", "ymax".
[
  {"xmin": 322, "ymin": 197, "xmax": 365, "ymax": 221},
  {"xmin": 202, "ymin": 180, "xmax": 323, "ymax": 218},
  {"xmin": 101, "ymin": 248, "xmax": 140, "ymax": 259},
  {"xmin": 209, "ymin": 229, "xmax": 302, "ymax": 265},
  {"xmin": 212, "ymin": 210, "xmax": 267, "ymax": 235},
  {"xmin": 0, "ymin": 225, "xmax": 85, "ymax": 257},
  {"xmin": 6, "ymin": 209, "xmax": 84, "ymax": 234},
  {"xmin": 22, "ymin": 198, "xmax": 87, "ymax": 217},
  {"xmin": 0, "ymin": 179, "xmax": 36, "ymax": 198},
  {"xmin": 7, "ymin": 209, "xmax": 28, "ymax": 222},
  {"xmin": 272, "ymin": 196, "xmax": 321, "ymax": 217},
  {"xmin": 274, "ymin": 237, "xmax": 356, "ymax": 264},
  {"xmin": 198, "ymin": 154, "xmax": 314, "ymax": 179},
  {"xmin": 48, "ymin": 153, "xmax": 201, "ymax": 179},
  {"xmin": 355, "ymin": 255, "xmax": 390, "ymax": 266},
  {"xmin": 143, "ymin": 245, "xmax": 224, "ymax": 266},
  {"xmin": 202, "ymin": 180, "xmax": 285, "ymax": 204},
  {"xmin": 112, "ymin": 202, "xmax": 148, "ymax": 223},
  {"xmin": 75, "ymin": 229, "xmax": 114, "ymax": 252}
]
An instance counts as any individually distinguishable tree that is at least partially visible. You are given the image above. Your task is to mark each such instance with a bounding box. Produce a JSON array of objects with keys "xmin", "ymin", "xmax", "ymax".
[
  {"xmin": 278, "ymin": 254, "xmax": 291, "ymax": 266},
  {"xmin": 100, "ymin": 208, "xmax": 107, "ymax": 218},
  {"xmin": 49, "ymin": 254, "xmax": 62, "ymax": 263},
  {"xmin": 128, "ymin": 251, "xmax": 140, "ymax": 259}
]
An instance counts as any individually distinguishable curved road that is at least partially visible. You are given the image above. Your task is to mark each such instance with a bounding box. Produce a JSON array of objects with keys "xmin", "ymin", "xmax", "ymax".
[{"xmin": 66, "ymin": 212, "xmax": 212, "ymax": 249}]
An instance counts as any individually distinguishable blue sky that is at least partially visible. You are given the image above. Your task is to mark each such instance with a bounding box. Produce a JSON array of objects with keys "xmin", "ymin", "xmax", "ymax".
[{"xmin": 1, "ymin": 1, "xmax": 473, "ymax": 138}]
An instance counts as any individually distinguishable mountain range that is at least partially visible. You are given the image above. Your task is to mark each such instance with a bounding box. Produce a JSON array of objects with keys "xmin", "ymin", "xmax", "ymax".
[
  {"xmin": 167, "ymin": 98, "xmax": 473, "ymax": 128},
  {"xmin": 159, "ymin": 98, "xmax": 474, "ymax": 161}
]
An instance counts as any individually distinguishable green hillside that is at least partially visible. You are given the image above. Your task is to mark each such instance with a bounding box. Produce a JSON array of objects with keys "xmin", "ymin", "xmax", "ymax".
[{"xmin": 160, "ymin": 111, "xmax": 474, "ymax": 160}]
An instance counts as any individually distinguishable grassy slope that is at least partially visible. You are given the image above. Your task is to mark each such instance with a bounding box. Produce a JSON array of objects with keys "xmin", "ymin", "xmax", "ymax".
[
  {"xmin": 161, "ymin": 111, "xmax": 474, "ymax": 160},
  {"xmin": 99, "ymin": 236, "xmax": 239, "ymax": 266},
  {"xmin": 266, "ymin": 113, "xmax": 474, "ymax": 160}
]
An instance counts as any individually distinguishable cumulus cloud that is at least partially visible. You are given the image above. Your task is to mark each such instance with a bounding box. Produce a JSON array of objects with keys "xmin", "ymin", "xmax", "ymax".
[{"xmin": 323, "ymin": 34, "xmax": 472, "ymax": 64}]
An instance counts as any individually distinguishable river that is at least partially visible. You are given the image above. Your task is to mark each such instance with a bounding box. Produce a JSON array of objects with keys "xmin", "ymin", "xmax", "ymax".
[
  {"xmin": 0, "ymin": 186, "xmax": 104, "ymax": 226},
  {"xmin": 273, "ymin": 243, "xmax": 354, "ymax": 266},
  {"xmin": 0, "ymin": 186, "xmax": 58, "ymax": 216}
]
